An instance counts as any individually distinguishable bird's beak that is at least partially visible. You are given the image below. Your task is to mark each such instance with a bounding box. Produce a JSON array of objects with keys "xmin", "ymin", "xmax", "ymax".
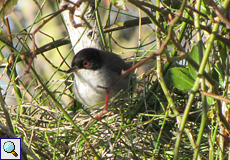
[{"xmin": 66, "ymin": 66, "xmax": 78, "ymax": 73}]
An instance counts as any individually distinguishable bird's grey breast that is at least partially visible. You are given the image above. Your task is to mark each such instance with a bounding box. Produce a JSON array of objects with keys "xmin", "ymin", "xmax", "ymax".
[{"xmin": 73, "ymin": 66, "xmax": 125, "ymax": 107}]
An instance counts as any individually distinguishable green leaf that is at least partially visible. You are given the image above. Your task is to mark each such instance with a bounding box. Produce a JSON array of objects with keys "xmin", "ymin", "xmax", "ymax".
[
  {"xmin": 207, "ymin": 96, "xmax": 214, "ymax": 105},
  {"xmin": 0, "ymin": 0, "xmax": 18, "ymax": 20},
  {"xmin": 188, "ymin": 44, "xmax": 210, "ymax": 80},
  {"xmin": 211, "ymin": 67, "xmax": 219, "ymax": 82},
  {"xmin": 110, "ymin": 0, "xmax": 128, "ymax": 11},
  {"xmin": 214, "ymin": 66, "xmax": 224, "ymax": 87},
  {"xmin": 217, "ymin": 39, "xmax": 227, "ymax": 67},
  {"xmin": 161, "ymin": 0, "xmax": 180, "ymax": 10},
  {"xmin": 165, "ymin": 67, "xmax": 195, "ymax": 94},
  {"xmin": 201, "ymin": 0, "xmax": 211, "ymax": 15},
  {"xmin": 188, "ymin": 45, "xmax": 200, "ymax": 80}
]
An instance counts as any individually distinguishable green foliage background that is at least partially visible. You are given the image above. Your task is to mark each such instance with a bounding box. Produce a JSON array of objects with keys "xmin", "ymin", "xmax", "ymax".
[{"xmin": 0, "ymin": 0, "xmax": 230, "ymax": 159}]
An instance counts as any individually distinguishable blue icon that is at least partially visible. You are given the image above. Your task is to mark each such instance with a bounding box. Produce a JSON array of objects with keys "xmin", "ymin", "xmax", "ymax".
[
  {"xmin": 3, "ymin": 141, "xmax": 18, "ymax": 157},
  {"xmin": 1, "ymin": 138, "xmax": 21, "ymax": 159}
]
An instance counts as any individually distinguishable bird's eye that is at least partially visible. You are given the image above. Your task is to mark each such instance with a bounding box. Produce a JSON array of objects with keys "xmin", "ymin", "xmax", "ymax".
[{"xmin": 82, "ymin": 60, "xmax": 90, "ymax": 68}]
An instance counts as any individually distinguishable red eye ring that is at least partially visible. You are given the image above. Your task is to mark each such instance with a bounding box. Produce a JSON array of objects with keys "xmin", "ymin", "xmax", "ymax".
[{"xmin": 83, "ymin": 60, "xmax": 90, "ymax": 68}]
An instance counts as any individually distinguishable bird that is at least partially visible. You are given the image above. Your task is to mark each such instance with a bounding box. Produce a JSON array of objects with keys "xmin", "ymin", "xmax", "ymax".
[{"xmin": 67, "ymin": 48, "xmax": 134, "ymax": 109}]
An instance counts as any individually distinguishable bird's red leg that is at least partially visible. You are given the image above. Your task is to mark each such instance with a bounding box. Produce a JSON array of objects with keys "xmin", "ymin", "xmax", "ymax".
[{"xmin": 96, "ymin": 86, "xmax": 110, "ymax": 120}]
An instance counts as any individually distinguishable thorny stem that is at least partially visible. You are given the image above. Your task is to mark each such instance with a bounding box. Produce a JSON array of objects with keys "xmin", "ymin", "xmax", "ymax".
[
  {"xmin": 173, "ymin": 14, "xmax": 221, "ymax": 160},
  {"xmin": 193, "ymin": 0, "xmax": 207, "ymax": 159}
]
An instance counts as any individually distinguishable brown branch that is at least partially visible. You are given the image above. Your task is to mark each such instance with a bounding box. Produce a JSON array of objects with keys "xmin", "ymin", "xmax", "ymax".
[
  {"xmin": 104, "ymin": 17, "xmax": 151, "ymax": 33},
  {"xmin": 200, "ymin": 91, "xmax": 230, "ymax": 103},
  {"xmin": 18, "ymin": 38, "xmax": 70, "ymax": 56},
  {"xmin": 103, "ymin": 2, "xmax": 230, "ymax": 47},
  {"xmin": 32, "ymin": 5, "xmax": 68, "ymax": 35},
  {"xmin": 209, "ymin": 0, "xmax": 230, "ymax": 28}
]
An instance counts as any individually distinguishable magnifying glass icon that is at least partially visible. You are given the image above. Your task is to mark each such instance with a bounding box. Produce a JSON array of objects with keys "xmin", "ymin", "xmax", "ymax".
[{"xmin": 3, "ymin": 141, "xmax": 18, "ymax": 157}]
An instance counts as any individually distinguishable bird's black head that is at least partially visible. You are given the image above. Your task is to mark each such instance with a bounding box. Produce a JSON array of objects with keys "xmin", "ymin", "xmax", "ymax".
[{"xmin": 69, "ymin": 48, "xmax": 103, "ymax": 72}]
